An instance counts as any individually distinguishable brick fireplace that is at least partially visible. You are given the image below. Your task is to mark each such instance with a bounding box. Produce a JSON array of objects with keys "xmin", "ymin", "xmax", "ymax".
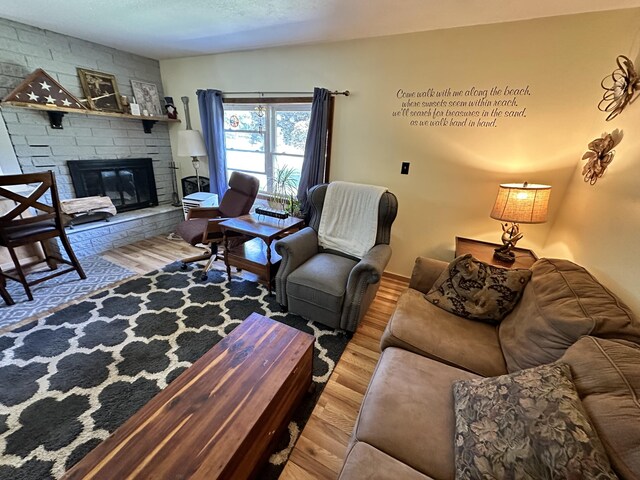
[
  {"xmin": 0, "ymin": 17, "xmax": 184, "ymax": 257},
  {"xmin": 68, "ymin": 158, "xmax": 159, "ymax": 213}
]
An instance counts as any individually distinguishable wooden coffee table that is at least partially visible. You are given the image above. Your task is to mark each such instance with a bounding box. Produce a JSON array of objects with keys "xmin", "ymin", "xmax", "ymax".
[
  {"xmin": 220, "ymin": 214, "xmax": 304, "ymax": 294},
  {"xmin": 63, "ymin": 313, "xmax": 314, "ymax": 480}
]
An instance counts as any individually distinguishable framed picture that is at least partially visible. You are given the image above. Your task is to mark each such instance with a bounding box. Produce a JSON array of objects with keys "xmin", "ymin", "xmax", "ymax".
[
  {"xmin": 131, "ymin": 80, "xmax": 163, "ymax": 117},
  {"xmin": 77, "ymin": 68, "xmax": 123, "ymax": 113}
]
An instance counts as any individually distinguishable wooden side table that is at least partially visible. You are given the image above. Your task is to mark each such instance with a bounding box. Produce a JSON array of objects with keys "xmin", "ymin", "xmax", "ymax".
[
  {"xmin": 455, "ymin": 236, "xmax": 538, "ymax": 269},
  {"xmin": 220, "ymin": 214, "xmax": 304, "ymax": 294}
]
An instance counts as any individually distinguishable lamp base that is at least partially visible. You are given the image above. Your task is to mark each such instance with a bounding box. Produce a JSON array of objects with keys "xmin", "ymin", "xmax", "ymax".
[
  {"xmin": 493, "ymin": 248, "xmax": 516, "ymax": 263},
  {"xmin": 192, "ymin": 156, "xmax": 201, "ymax": 192}
]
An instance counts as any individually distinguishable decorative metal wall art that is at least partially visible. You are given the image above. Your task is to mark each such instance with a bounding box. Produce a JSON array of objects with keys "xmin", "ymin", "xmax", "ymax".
[
  {"xmin": 598, "ymin": 55, "xmax": 640, "ymax": 121},
  {"xmin": 581, "ymin": 129, "xmax": 623, "ymax": 185}
]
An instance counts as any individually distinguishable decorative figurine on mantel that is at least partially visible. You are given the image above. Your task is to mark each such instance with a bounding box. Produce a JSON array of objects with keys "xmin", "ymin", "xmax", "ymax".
[{"xmin": 165, "ymin": 96, "xmax": 178, "ymax": 119}]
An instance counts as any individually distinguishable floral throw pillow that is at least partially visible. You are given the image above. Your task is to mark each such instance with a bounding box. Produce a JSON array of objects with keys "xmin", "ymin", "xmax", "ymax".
[
  {"xmin": 452, "ymin": 363, "xmax": 618, "ymax": 480},
  {"xmin": 424, "ymin": 254, "xmax": 531, "ymax": 322}
]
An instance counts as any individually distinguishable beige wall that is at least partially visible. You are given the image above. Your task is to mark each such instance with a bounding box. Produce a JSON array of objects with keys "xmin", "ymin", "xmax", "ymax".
[
  {"xmin": 543, "ymin": 87, "xmax": 640, "ymax": 311},
  {"xmin": 161, "ymin": 8, "xmax": 640, "ymax": 310}
]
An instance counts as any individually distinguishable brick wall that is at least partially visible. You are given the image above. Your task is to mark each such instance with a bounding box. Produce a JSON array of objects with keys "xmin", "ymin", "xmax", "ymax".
[{"xmin": 0, "ymin": 17, "xmax": 184, "ymax": 257}]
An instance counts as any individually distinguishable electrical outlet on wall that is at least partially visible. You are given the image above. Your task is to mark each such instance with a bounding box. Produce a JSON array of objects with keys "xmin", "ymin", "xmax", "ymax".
[{"xmin": 401, "ymin": 162, "xmax": 410, "ymax": 175}]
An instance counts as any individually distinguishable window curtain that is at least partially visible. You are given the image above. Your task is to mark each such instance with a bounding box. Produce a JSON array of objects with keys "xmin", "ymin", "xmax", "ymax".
[
  {"xmin": 196, "ymin": 89, "xmax": 228, "ymax": 197},
  {"xmin": 297, "ymin": 87, "xmax": 330, "ymax": 211}
]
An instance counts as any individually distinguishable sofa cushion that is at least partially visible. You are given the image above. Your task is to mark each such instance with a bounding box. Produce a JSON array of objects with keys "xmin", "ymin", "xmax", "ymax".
[
  {"xmin": 425, "ymin": 254, "xmax": 531, "ymax": 323},
  {"xmin": 286, "ymin": 253, "xmax": 357, "ymax": 313},
  {"xmin": 561, "ymin": 336, "xmax": 640, "ymax": 480},
  {"xmin": 499, "ymin": 258, "xmax": 640, "ymax": 372},
  {"xmin": 381, "ymin": 288, "xmax": 507, "ymax": 377},
  {"xmin": 352, "ymin": 347, "xmax": 479, "ymax": 479},
  {"xmin": 338, "ymin": 442, "xmax": 434, "ymax": 480},
  {"xmin": 453, "ymin": 362, "xmax": 617, "ymax": 480},
  {"xmin": 408, "ymin": 256, "xmax": 449, "ymax": 293}
]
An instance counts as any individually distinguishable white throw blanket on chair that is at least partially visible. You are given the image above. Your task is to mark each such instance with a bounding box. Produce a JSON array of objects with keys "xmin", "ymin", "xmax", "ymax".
[{"xmin": 318, "ymin": 181, "xmax": 387, "ymax": 259}]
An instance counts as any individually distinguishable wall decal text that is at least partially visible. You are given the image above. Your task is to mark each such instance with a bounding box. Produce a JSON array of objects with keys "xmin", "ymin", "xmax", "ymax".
[{"xmin": 392, "ymin": 85, "xmax": 531, "ymax": 128}]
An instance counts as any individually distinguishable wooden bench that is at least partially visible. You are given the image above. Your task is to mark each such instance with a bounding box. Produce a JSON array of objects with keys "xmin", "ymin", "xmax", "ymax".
[{"xmin": 63, "ymin": 313, "xmax": 314, "ymax": 479}]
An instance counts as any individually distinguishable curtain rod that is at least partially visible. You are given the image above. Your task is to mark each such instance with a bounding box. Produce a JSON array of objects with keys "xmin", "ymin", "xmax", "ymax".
[{"xmin": 221, "ymin": 90, "xmax": 350, "ymax": 97}]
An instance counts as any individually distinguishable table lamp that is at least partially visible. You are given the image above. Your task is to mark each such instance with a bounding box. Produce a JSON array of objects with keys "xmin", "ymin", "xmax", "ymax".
[
  {"xmin": 177, "ymin": 129, "xmax": 207, "ymax": 192},
  {"xmin": 490, "ymin": 182, "xmax": 551, "ymax": 263}
]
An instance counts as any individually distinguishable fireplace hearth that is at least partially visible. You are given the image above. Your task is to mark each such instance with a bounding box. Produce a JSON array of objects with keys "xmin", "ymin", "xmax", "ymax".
[{"xmin": 68, "ymin": 158, "xmax": 158, "ymax": 213}]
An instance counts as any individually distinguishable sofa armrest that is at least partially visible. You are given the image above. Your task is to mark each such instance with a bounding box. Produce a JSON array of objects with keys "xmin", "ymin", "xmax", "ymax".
[
  {"xmin": 274, "ymin": 227, "xmax": 318, "ymax": 306},
  {"xmin": 409, "ymin": 256, "xmax": 448, "ymax": 293},
  {"xmin": 341, "ymin": 244, "xmax": 392, "ymax": 332}
]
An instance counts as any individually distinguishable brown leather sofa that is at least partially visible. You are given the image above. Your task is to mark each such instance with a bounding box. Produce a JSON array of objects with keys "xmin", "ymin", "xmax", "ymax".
[{"xmin": 338, "ymin": 257, "xmax": 640, "ymax": 479}]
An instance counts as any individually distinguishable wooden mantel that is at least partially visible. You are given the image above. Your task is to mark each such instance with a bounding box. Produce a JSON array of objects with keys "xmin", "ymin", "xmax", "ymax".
[{"xmin": 1, "ymin": 100, "xmax": 180, "ymax": 133}]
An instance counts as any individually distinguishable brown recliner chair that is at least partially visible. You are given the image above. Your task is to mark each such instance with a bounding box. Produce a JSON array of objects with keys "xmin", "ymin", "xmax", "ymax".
[{"xmin": 176, "ymin": 171, "xmax": 259, "ymax": 280}]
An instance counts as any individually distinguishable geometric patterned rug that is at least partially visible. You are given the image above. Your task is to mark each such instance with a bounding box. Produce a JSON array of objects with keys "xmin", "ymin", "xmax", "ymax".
[
  {"xmin": 0, "ymin": 256, "xmax": 134, "ymax": 331},
  {"xmin": 0, "ymin": 263, "xmax": 349, "ymax": 480}
]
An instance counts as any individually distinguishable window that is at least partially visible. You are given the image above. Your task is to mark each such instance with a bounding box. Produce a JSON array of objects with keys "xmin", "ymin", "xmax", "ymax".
[{"xmin": 223, "ymin": 103, "xmax": 311, "ymax": 196}]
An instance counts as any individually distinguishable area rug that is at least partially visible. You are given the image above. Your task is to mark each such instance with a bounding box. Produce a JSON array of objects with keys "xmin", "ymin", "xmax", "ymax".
[
  {"xmin": 0, "ymin": 263, "xmax": 349, "ymax": 480},
  {"xmin": 0, "ymin": 256, "xmax": 134, "ymax": 330}
]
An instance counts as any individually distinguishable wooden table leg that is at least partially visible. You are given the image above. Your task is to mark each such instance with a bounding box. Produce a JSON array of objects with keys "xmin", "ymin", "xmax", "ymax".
[
  {"xmin": 265, "ymin": 239, "xmax": 273, "ymax": 295},
  {"xmin": 223, "ymin": 231, "xmax": 232, "ymax": 279}
]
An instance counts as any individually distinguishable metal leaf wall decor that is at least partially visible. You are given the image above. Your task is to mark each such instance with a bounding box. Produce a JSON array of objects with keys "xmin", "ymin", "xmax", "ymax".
[
  {"xmin": 581, "ymin": 129, "xmax": 623, "ymax": 185},
  {"xmin": 598, "ymin": 55, "xmax": 640, "ymax": 121}
]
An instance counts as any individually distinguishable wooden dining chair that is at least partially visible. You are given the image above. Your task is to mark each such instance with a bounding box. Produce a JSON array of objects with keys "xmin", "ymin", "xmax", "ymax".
[{"xmin": 0, "ymin": 171, "xmax": 86, "ymax": 302}]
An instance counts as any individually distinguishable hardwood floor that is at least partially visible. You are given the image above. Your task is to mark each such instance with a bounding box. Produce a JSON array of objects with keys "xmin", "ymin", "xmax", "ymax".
[
  {"xmin": 280, "ymin": 276, "xmax": 407, "ymax": 479},
  {"xmin": 13, "ymin": 235, "xmax": 409, "ymax": 480},
  {"xmin": 102, "ymin": 234, "xmax": 206, "ymax": 274}
]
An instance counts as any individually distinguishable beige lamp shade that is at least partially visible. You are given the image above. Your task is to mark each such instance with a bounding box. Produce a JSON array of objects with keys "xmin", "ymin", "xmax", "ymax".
[
  {"xmin": 490, "ymin": 183, "xmax": 551, "ymax": 224},
  {"xmin": 177, "ymin": 130, "xmax": 207, "ymax": 157}
]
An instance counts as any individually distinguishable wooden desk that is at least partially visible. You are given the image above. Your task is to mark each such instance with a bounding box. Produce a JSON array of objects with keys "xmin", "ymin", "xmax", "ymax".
[
  {"xmin": 220, "ymin": 214, "xmax": 304, "ymax": 294},
  {"xmin": 455, "ymin": 236, "xmax": 538, "ymax": 269},
  {"xmin": 63, "ymin": 313, "xmax": 314, "ymax": 480}
]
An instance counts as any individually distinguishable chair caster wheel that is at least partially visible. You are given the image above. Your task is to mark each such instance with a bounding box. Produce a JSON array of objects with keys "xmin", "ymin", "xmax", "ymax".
[{"xmin": 180, "ymin": 263, "xmax": 188, "ymax": 271}]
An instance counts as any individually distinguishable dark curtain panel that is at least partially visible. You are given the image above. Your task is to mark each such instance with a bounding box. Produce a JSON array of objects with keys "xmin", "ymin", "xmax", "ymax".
[
  {"xmin": 196, "ymin": 89, "xmax": 228, "ymax": 196},
  {"xmin": 297, "ymin": 87, "xmax": 330, "ymax": 211}
]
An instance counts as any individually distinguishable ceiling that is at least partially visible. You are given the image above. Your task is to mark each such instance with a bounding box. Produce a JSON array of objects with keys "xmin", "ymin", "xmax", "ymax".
[{"xmin": 2, "ymin": 0, "xmax": 640, "ymax": 60}]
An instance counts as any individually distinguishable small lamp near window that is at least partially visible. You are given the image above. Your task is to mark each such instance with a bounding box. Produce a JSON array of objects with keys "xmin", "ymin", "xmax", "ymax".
[
  {"xmin": 177, "ymin": 130, "xmax": 207, "ymax": 192},
  {"xmin": 490, "ymin": 182, "xmax": 551, "ymax": 263}
]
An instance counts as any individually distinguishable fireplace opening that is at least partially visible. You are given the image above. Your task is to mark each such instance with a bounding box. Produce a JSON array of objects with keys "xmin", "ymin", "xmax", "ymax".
[{"xmin": 68, "ymin": 158, "xmax": 158, "ymax": 213}]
